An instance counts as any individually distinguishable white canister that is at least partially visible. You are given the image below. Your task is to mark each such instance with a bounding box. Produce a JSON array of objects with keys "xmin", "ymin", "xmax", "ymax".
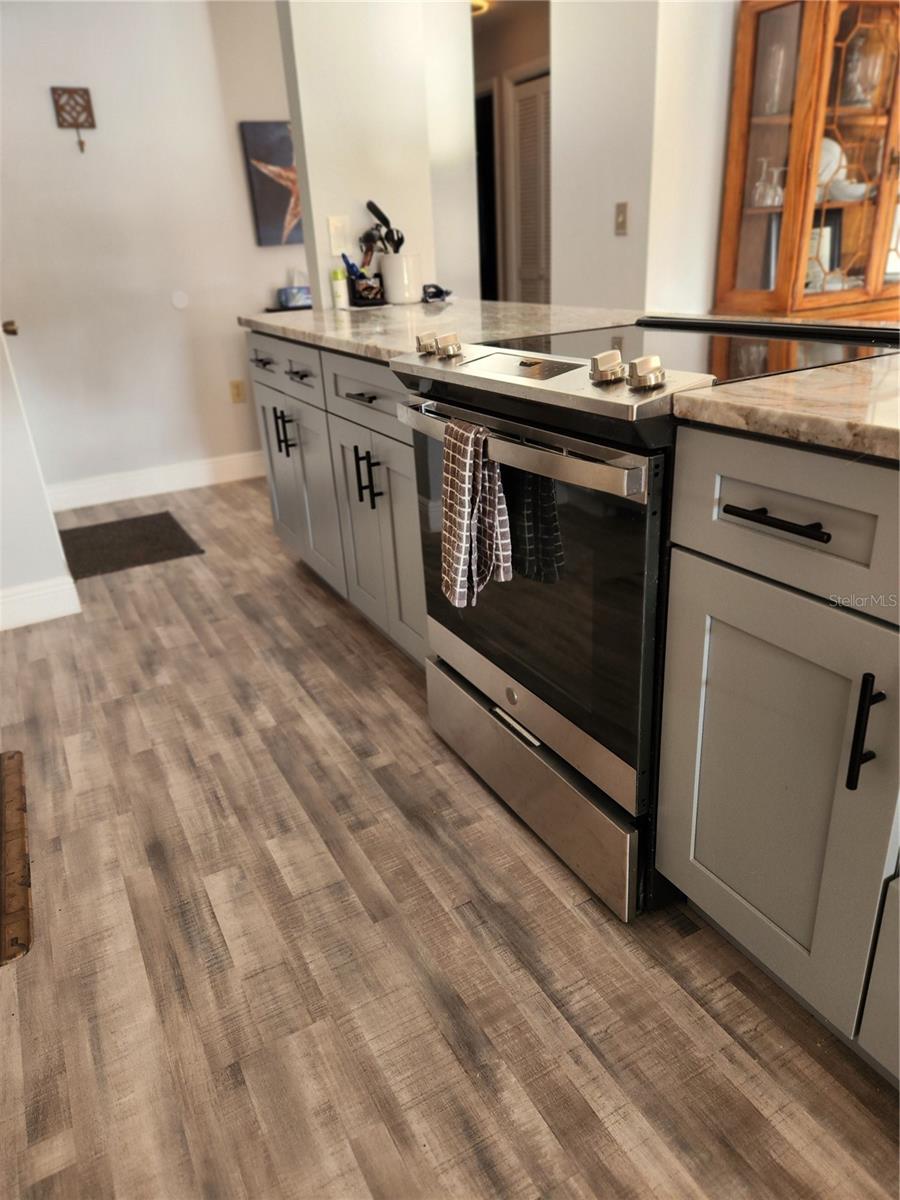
[{"xmin": 380, "ymin": 253, "xmax": 422, "ymax": 305}]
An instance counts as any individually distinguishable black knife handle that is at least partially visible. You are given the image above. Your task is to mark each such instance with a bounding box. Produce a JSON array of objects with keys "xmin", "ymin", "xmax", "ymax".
[
  {"xmin": 366, "ymin": 199, "xmax": 391, "ymax": 229},
  {"xmin": 721, "ymin": 503, "xmax": 832, "ymax": 544},
  {"xmin": 846, "ymin": 673, "xmax": 886, "ymax": 791}
]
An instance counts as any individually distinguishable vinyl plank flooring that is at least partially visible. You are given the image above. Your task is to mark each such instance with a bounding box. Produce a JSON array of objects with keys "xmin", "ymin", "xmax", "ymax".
[{"xmin": 0, "ymin": 477, "xmax": 896, "ymax": 1199}]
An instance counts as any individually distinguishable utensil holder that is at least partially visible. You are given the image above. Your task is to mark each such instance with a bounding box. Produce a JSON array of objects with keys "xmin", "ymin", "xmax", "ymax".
[
  {"xmin": 347, "ymin": 272, "xmax": 387, "ymax": 307},
  {"xmin": 381, "ymin": 253, "xmax": 422, "ymax": 305}
]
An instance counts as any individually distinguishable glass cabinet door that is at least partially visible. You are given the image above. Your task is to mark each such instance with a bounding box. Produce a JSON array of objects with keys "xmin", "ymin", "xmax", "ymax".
[
  {"xmin": 803, "ymin": 1, "xmax": 899, "ymax": 303},
  {"xmin": 733, "ymin": 2, "xmax": 806, "ymax": 294}
]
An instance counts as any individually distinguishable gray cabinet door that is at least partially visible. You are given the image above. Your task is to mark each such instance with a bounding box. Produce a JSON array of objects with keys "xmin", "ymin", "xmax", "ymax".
[
  {"xmin": 254, "ymin": 383, "xmax": 305, "ymax": 555},
  {"xmin": 288, "ymin": 400, "xmax": 347, "ymax": 598},
  {"xmin": 857, "ymin": 877, "xmax": 899, "ymax": 1079},
  {"xmin": 372, "ymin": 433, "xmax": 427, "ymax": 662},
  {"xmin": 329, "ymin": 414, "xmax": 388, "ymax": 631},
  {"xmin": 657, "ymin": 549, "xmax": 899, "ymax": 1035}
]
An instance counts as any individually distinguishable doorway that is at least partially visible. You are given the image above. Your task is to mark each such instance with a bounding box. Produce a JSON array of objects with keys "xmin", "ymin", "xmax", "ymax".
[{"xmin": 472, "ymin": 0, "xmax": 550, "ymax": 302}]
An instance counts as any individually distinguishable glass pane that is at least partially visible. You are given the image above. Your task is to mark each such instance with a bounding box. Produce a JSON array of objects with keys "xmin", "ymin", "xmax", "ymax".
[
  {"xmin": 735, "ymin": 3, "xmax": 803, "ymax": 291},
  {"xmin": 885, "ymin": 199, "xmax": 900, "ymax": 284},
  {"xmin": 805, "ymin": 2, "xmax": 899, "ymax": 295}
]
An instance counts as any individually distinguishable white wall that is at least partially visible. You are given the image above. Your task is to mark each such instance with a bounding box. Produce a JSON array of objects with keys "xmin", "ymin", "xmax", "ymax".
[
  {"xmin": 0, "ymin": 337, "xmax": 80, "ymax": 630},
  {"xmin": 423, "ymin": 3, "xmax": 481, "ymax": 300},
  {"xmin": 550, "ymin": 0, "xmax": 659, "ymax": 310},
  {"xmin": 1, "ymin": 0, "xmax": 301, "ymax": 492},
  {"xmin": 646, "ymin": 0, "xmax": 736, "ymax": 312},
  {"xmin": 278, "ymin": 0, "xmax": 479, "ymax": 305},
  {"xmin": 550, "ymin": 0, "xmax": 737, "ymax": 315}
]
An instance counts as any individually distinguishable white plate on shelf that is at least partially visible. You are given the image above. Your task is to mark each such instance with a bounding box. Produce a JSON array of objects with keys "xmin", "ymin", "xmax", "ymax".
[
  {"xmin": 817, "ymin": 136, "xmax": 849, "ymax": 191},
  {"xmin": 829, "ymin": 179, "xmax": 869, "ymax": 201}
]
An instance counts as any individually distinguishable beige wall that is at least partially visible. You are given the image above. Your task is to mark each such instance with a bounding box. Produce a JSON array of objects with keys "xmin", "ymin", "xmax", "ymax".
[{"xmin": 1, "ymin": 0, "xmax": 300, "ymax": 491}]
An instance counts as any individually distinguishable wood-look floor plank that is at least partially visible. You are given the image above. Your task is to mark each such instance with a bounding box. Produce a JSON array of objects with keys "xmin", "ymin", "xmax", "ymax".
[{"xmin": 0, "ymin": 477, "xmax": 895, "ymax": 1199}]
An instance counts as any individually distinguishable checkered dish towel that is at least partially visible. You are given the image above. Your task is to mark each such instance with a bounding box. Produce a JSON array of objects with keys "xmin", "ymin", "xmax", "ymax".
[{"xmin": 441, "ymin": 420, "xmax": 513, "ymax": 607}]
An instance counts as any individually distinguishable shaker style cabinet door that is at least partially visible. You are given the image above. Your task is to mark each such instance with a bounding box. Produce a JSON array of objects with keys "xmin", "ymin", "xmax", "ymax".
[
  {"xmin": 254, "ymin": 384, "xmax": 306, "ymax": 555},
  {"xmin": 328, "ymin": 415, "xmax": 389, "ymax": 632},
  {"xmin": 657, "ymin": 549, "xmax": 899, "ymax": 1035},
  {"xmin": 289, "ymin": 399, "xmax": 347, "ymax": 598},
  {"xmin": 372, "ymin": 433, "xmax": 427, "ymax": 662}
]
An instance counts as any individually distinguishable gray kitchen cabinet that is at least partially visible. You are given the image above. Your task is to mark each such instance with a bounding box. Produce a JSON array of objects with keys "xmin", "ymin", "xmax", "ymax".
[
  {"xmin": 329, "ymin": 413, "xmax": 426, "ymax": 662},
  {"xmin": 254, "ymin": 383, "xmax": 306, "ymax": 556},
  {"xmin": 857, "ymin": 877, "xmax": 899, "ymax": 1080},
  {"xmin": 254, "ymin": 382, "xmax": 347, "ymax": 597},
  {"xmin": 372, "ymin": 431, "xmax": 427, "ymax": 661},
  {"xmin": 657, "ymin": 548, "xmax": 899, "ymax": 1036}
]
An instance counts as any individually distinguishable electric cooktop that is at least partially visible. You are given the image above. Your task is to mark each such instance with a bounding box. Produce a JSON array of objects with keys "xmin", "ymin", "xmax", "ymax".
[{"xmin": 487, "ymin": 315, "xmax": 899, "ymax": 385}]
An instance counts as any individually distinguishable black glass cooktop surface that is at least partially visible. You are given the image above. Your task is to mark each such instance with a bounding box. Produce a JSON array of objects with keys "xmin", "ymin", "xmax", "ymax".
[{"xmin": 487, "ymin": 316, "xmax": 898, "ymax": 385}]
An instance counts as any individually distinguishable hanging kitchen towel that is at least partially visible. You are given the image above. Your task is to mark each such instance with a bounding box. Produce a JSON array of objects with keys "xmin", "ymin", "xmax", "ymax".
[
  {"xmin": 503, "ymin": 468, "xmax": 566, "ymax": 583},
  {"xmin": 441, "ymin": 420, "xmax": 512, "ymax": 607}
]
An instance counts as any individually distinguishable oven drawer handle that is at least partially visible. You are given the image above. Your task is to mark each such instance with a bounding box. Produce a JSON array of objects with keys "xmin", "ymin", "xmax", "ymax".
[
  {"xmin": 397, "ymin": 403, "xmax": 648, "ymax": 503},
  {"xmin": 721, "ymin": 503, "xmax": 832, "ymax": 544}
]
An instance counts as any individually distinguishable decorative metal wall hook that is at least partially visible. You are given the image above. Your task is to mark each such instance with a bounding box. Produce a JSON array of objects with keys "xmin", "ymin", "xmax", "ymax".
[{"xmin": 51, "ymin": 87, "xmax": 95, "ymax": 153}]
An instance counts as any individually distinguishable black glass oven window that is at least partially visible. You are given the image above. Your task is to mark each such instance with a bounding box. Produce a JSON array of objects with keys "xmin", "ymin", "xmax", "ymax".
[{"xmin": 417, "ymin": 439, "xmax": 649, "ymax": 767}]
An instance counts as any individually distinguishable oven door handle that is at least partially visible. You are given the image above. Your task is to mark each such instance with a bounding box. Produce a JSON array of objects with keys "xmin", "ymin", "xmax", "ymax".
[{"xmin": 397, "ymin": 401, "xmax": 648, "ymax": 504}]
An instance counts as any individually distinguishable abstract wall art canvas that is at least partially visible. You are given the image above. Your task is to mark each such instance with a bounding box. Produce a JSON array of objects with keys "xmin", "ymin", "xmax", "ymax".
[{"xmin": 239, "ymin": 121, "xmax": 303, "ymax": 246}]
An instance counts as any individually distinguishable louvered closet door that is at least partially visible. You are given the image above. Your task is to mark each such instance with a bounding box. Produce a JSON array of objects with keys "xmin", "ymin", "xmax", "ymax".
[{"xmin": 511, "ymin": 73, "xmax": 550, "ymax": 303}]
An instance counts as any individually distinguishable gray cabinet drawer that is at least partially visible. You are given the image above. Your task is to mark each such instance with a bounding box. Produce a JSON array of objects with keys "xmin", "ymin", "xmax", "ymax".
[
  {"xmin": 671, "ymin": 428, "xmax": 899, "ymax": 625},
  {"xmin": 247, "ymin": 332, "xmax": 325, "ymax": 409},
  {"xmin": 322, "ymin": 351, "xmax": 412, "ymax": 444}
]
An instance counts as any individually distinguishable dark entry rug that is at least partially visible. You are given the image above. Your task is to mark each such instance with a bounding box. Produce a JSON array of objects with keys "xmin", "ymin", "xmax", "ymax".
[
  {"xmin": 60, "ymin": 511, "xmax": 204, "ymax": 580},
  {"xmin": 1, "ymin": 751, "xmax": 32, "ymax": 964}
]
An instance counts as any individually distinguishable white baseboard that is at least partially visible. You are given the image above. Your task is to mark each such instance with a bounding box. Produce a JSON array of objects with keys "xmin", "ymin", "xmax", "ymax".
[
  {"xmin": 47, "ymin": 450, "xmax": 265, "ymax": 513},
  {"xmin": 0, "ymin": 574, "xmax": 82, "ymax": 632}
]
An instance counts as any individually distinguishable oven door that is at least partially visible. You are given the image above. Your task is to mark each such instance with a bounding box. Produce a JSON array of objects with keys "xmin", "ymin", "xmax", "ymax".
[{"xmin": 400, "ymin": 399, "xmax": 664, "ymax": 815}]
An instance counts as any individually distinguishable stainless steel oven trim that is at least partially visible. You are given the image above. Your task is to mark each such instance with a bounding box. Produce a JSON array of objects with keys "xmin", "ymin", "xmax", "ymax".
[
  {"xmin": 398, "ymin": 400, "xmax": 649, "ymax": 504},
  {"xmin": 429, "ymin": 618, "xmax": 640, "ymax": 814}
]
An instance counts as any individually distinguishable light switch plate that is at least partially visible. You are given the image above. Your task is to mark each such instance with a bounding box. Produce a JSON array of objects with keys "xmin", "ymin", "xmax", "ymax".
[
  {"xmin": 328, "ymin": 215, "xmax": 350, "ymax": 256},
  {"xmin": 615, "ymin": 202, "xmax": 628, "ymax": 236}
]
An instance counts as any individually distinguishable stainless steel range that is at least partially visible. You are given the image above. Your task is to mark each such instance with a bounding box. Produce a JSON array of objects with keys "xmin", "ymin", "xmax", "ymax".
[{"xmin": 390, "ymin": 317, "xmax": 899, "ymax": 921}]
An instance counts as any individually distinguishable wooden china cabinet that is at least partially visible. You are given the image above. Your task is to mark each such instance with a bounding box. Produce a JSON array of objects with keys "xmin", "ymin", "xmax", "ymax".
[{"xmin": 714, "ymin": 0, "xmax": 900, "ymax": 319}]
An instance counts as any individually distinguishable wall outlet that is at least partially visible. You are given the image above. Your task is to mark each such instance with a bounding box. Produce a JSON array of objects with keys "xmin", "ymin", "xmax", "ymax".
[
  {"xmin": 229, "ymin": 379, "xmax": 246, "ymax": 405},
  {"xmin": 615, "ymin": 202, "xmax": 628, "ymax": 236},
  {"xmin": 328, "ymin": 215, "xmax": 350, "ymax": 256}
]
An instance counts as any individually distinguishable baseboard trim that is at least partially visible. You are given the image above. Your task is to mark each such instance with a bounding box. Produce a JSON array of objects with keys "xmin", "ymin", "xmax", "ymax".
[
  {"xmin": 0, "ymin": 575, "xmax": 81, "ymax": 632},
  {"xmin": 47, "ymin": 450, "xmax": 265, "ymax": 513}
]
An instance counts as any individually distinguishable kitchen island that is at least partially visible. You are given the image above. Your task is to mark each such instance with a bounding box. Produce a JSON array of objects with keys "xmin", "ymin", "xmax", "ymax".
[{"xmin": 239, "ymin": 300, "xmax": 898, "ymax": 1080}]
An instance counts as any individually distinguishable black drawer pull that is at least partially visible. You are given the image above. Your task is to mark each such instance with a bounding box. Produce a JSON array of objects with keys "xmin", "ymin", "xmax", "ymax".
[
  {"xmin": 846, "ymin": 673, "xmax": 886, "ymax": 790},
  {"xmin": 285, "ymin": 367, "xmax": 312, "ymax": 383},
  {"xmin": 251, "ymin": 352, "xmax": 275, "ymax": 370},
  {"xmin": 721, "ymin": 503, "xmax": 832, "ymax": 544},
  {"xmin": 273, "ymin": 407, "xmax": 285, "ymax": 455},
  {"xmin": 346, "ymin": 391, "xmax": 378, "ymax": 404}
]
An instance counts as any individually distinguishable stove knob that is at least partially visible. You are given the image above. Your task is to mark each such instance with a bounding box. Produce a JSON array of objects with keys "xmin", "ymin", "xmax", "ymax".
[
  {"xmin": 626, "ymin": 354, "xmax": 666, "ymax": 390},
  {"xmin": 416, "ymin": 331, "xmax": 438, "ymax": 354},
  {"xmin": 589, "ymin": 349, "xmax": 626, "ymax": 385},
  {"xmin": 435, "ymin": 332, "xmax": 463, "ymax": 359}
]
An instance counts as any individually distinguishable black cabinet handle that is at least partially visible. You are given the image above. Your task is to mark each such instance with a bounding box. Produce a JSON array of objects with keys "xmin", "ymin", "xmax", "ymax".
[
  {"xmin": 252, "ymin": 352, "xmax": 275, "ymax": 370},
  {"xmin": 352, "ymin": 445, "xmax": 366, "ymax": 502},
  {"xmin": 846, "ymin": 673, "xmax": 886, "ymax": 790},
  {"xmin": 273, "ymin": 407, "xmax": 285, "ymax": 455},
  {"xmin": 721, "ymin": 503, "xmax": 832, "ymax": 544},
  {"xmin": 346, "ymin": 391, "xmax": 378, "ymax": 404},
  {"xmin": 285, "ymin": 366, "xmax": 312, "ymax": 383},
  {"xmin": 281, "ymin": 414, "xmax": 298, "ymax": 457},
  {"xmin": 364, "ymin": 451, "xmax": 384, "ymax": 510}
]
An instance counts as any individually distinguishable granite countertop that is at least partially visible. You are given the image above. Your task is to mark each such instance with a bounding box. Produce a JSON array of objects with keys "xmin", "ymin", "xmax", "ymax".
[
  {"xmin": 238, "ymin": 299, "xmax": 640, "ymax": 360},
  {"xmin": 239, "ymin": 300, "xmax": 899, "ymax": 461},
  {"xmin": 674, "ymin": 354, "xmax": 900, "ymax": 460}
]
